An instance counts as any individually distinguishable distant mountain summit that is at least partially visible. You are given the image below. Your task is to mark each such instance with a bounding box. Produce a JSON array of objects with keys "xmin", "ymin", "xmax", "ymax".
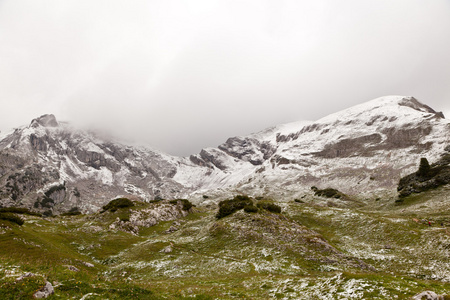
[{"xmin": 0, "ymin": 96, "xmax": 448, "ymax": 213}]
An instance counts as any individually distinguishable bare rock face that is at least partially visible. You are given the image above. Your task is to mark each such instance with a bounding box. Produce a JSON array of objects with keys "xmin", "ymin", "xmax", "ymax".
[
  {"xmin": 30, "ymin": 114, "xmax": 59, "ymax": 128},
  {"xmin": 218, "ymin": 136, "xmax": 276, "ymax": 165}
]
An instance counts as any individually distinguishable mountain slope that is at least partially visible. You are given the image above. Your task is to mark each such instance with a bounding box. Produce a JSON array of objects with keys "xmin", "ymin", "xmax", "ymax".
[
  {"xmin": 0, "ymin": 96, "xmax": 449, "ymax": 213},
  {"xmin": 0, "ymin": 115, "xmax": 196, "ymax": 213},
  {"xmin": 229, "ymin": 96, "xmax": 449, "ymax": 200}
]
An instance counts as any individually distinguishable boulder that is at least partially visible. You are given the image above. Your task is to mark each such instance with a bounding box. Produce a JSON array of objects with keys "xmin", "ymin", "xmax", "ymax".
[
  {"xmin": 33, "ymin": 281, "xmax": 54, "ymax": 299},
  {"xmin": 411, "ymin": 291, "xmax": 444, "ymax": 300},
  {"xmin": 160, "ymin": 245, "xmax": 173, "ymax": 253},
  {"xmin": 66, "ymin": 265, "xmax": 80, "ymax": 272}
]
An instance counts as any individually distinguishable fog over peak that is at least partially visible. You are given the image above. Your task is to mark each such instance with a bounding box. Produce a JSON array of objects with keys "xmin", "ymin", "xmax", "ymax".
[{"xmin": 0, "ymin": 0, "xmax": 449, "ymax": 156}]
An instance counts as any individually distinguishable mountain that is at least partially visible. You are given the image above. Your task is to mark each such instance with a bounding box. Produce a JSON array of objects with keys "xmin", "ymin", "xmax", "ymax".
[
  {"xmin": 0, "ymin": 96, "xmax": 450, "ymax": 299},
  {"xmin": 0, "ymin": 96, "xmax": 449, "ymax": 213},
  {"xmin": 230, "ymin": 96, "xmax": 449, "ymax": 200}
]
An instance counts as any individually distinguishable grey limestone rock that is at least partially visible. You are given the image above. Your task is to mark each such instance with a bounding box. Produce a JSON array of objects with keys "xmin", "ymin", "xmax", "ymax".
[
  {"xmin": 411, "ymin": 291, "xmax": 444, "ymax": 300},
  {"xmin": 33, "ymin": 281, "xmax": 54, "ymax": 299}
]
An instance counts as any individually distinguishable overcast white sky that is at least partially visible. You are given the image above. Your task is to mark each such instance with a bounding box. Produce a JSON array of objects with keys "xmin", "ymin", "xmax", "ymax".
[{"xmin": 1, "ymin": 0, "xmax": 449, "ymax": 156}]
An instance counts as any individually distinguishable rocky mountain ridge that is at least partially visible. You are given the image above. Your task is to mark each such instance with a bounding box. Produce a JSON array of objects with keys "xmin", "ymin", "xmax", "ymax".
[{"xmin": 0, "ymin": 95, "xmax": 449, "ymax": 213}]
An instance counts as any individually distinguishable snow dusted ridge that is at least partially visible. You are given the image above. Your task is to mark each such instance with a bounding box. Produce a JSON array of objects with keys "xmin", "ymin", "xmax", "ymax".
[
  {"xmin": 232, "ymin": 96, "xmax": 449, "ymax": 199},
  {"xmin": 0, "ymin": 96, "xmax": 449, "ymax": 212}
]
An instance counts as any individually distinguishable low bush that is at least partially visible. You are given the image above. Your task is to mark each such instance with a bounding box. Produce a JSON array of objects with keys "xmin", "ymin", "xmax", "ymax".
[
  {"xmin": 101, "ymin": 198, "xmax": 134, "ymax": 213},
  {"xmin": 312, "ymin": 187, "xmax": 345, "ymax": 199},
  {"xmin": 44, "ymin": 184, "xmax": 66, "ymax": 197},
  {"xmin": 41, "ymin": 197, "xmax": 54, "ymax": 208},
  {"xmin": 61, "ymin": 211, "xmax": 82, "ymax": 216},
  {"xmin": 169, "ymin": 199, "xmax": 193, "ymax": 211},
  {"xmin": 0, "ymin": 207, "xmax": 41, "ymax": 216},
  {"xmin": 42, "ymin": 210, "xmax": 53, "ymax": 217},
  {"xmin": 216, "ymin": 195, "xmax": 253, "ymax": 219},
  {"xmin": 244, "ymin": 205, "xmax": 258, "ymax": 213},
  {"xmin": 257, "ymin": 201, "xmax": 282, "ymax": 213},
  {"xmin": 0, "ymin": 212, "xmax": 24, "ymax": 225}
]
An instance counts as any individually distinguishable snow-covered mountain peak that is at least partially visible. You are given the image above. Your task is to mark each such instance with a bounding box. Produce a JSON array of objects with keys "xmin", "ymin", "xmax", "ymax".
[
  {"xmin": 30, "ymin": 114, "xmax": 59, "ymax": 128},
  {"xmin": 314, "ymin": 96, "xmax": 442, "ymax": 126}
]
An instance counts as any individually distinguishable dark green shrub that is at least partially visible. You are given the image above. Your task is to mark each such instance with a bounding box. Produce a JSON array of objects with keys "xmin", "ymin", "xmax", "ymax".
[
  {"xmin": 0, "ymin": 207, "xmax": 41, "ymax": 216},
  {"xmin": 73, "ymin": 187, "xmax": 81, "ymax": 197},
  {"xmin": 202, "ymin": 195, "xmax": 209, "ymax": 199},
  {"xmin": 42, "ymin": 210, "xmax": 53, "ymax": 217},
  {"xmin": 257, "ymin": 201, "xmax": 282, "ymax": 213},
  {"xmin": 61, "ymin": 207, "xmax": 81, "ymax": 216},
  {"xmin": 244, "ymin": 205, "xmax": 258, "ymax": 213},
  {"xmin": 294, "ymin": 199, "xmax": 304, "ymax": 203},
  {"xmin": 101, "ymin": 198, "xmax": 134, "ymax": 213},
  {"xmin": 233, "ymin": 195, "xmax": 251, "ymax": 201},
  {"xmin": 169, "ymin": 199, "xmax": 193, "ymax": 211},
  {"xmin": 44, "ymin": 184, "xmax": 66, "ymax": 197},
  {"xmin": 216, "ymin": 195, "xmax": 253, "ymax": 219},
  {"xmin": 61, "ymin": 211, "xmax": 82, "ymax": 216},
  {"xmin": 0, "ymin": 212, "xmax": 24, "ymax": 225},
  {"xmin": 180, "ymin": 199, "xmax": 193, "ymax": 211},
  {"xmin": 41, "ymin": 197, "xmax": 54, "ymax": 208},
  {"xmin": 313, "ymin": 187, "xmax": 345, "ymax": 199}
]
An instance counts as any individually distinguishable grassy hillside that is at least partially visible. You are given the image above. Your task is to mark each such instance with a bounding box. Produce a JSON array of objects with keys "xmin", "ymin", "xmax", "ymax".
[{"xmin": 0, "ymin": 191, "xmax": 449, "ymax": 299}]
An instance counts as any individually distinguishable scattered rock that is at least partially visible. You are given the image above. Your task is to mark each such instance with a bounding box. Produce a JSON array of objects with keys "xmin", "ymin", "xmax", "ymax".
[
  {"xmin": 80, "ymin": 293, "xmax": 100, "ymax": 300},
  {"xmin": 160, "ymin": 245, "xmax": 173, "ymax": 253},
  {"xmin": 165, "ymin": 225, "xmax": 178, "ymax": 233},
  {"xmin": 411, "ymin": 291, "xmax": 444, "ymax": 300},
  {"xmin": 16, "ymin": 272, "xmax": 36, "ymax": 281},
  {"xmin": 66, "ymin": 265, "xmax": 80, "ymax": 272},
  {"xmin": 33, "ymin": 281, "xmax": 54, "ymax": 299},
  {"xmin": 76, "ymin": 260, "xmax": 94, "ymax": 268}
]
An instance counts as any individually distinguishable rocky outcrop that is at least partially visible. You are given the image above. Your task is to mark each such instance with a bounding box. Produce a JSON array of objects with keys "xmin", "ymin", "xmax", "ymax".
[
  {"xmin": 397, "ymin": 153, "xmax": 450, "ymax": 198},
  {"xmin": 30, "ymin": 114, "xmax": 58, "ymax": 128},
  {"xmin": 314, "ymin": 133, "xmax": 383, "ymax": 158},
  {"xmin": 411, "ymin": 291, "xmax": 445, "ymax": 300},
  {"xmin": 218, "ymin": 137, "xmax": 276, "ymax": 165},
  {"xmin": 108, "ymin": 202, "xmax": 189, "ymax": 234},
  {"xmin": 33, "ymin": 281, "xmax": 54, "ymax": 299}
]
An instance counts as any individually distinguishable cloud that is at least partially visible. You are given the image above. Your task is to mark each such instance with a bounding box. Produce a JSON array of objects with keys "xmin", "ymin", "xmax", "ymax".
[{"xmin": 0, "ymin": 0, "xmax": 449, "ymax": 155}]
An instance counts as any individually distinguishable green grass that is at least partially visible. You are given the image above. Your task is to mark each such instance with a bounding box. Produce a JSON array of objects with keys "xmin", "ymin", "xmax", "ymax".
[{"xmin": 0, "ymin": 192, "xmax": 449, "ymax": 298}]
